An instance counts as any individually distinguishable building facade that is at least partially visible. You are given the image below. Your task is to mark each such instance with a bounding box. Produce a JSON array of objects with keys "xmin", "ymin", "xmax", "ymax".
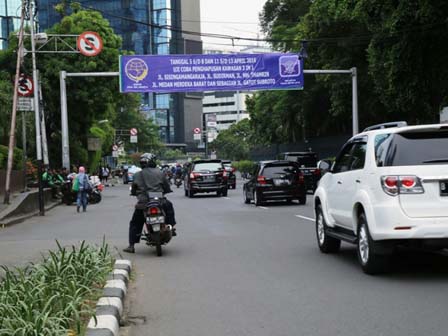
[
  {"xmin": 0, "ymin": 0, "xmax": 23, "ymax": 50},
  {"xmin": 37, "ymin": 0, "xmax": 203, "ymax": 150},
  {"xmin": 203, "ymin": 91, "xmax": 250, "ymax": 132}
]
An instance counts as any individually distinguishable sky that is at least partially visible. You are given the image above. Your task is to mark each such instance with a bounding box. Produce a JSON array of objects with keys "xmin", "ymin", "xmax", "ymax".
[{"xmin": 200, "ymin": 0, "xmax": 268, "ymax": 51}]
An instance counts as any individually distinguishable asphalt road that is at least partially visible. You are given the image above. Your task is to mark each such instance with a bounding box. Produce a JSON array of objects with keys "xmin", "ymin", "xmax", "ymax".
[{"xmin": 0, "ymin": 180, "xmax": 448, "ymax": 336}]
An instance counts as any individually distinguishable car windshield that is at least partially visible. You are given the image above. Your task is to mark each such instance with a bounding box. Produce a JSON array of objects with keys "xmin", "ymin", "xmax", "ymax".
[
  {"xmin": 262, "ymin": 164, "xmax": 298, "ymax": 178},
  {"xmin": 376, "ymin": 131, "xmax": 448, "ymax": 166},
  {"xmin": 193, "ymin": 162, "xmax": 223, "ymax": 171},
  {"xmin": 284, "ymin": 154, "xmax": 317, "ymax": 167}
]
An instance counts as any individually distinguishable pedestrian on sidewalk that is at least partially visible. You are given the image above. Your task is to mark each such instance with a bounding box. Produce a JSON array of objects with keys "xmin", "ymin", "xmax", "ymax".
[{"xmin": 73, "ymin": 166, "xmax": 90, "ymax": 213}]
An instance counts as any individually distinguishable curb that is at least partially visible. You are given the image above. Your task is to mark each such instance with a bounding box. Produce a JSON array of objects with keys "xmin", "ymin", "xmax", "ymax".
[
  {"xmin": 0, "ymin": 200, "xmax": 61, "ymax": 228},
  {"xmin": 86, "ymin": 260, "xmax": 132, "ymax": 336}
]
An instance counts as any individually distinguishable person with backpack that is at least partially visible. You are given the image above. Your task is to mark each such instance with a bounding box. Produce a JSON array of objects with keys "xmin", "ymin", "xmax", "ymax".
[{"xmin": 72, "ymin": 166, "xmax": 91, "ymax": 213}]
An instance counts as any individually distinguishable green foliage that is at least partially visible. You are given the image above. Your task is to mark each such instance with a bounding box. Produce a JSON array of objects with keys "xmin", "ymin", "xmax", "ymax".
[
  {"xmin": 211, "ymin": 119, "xmax": 252, "ymax": 161},
  {"xmin": 0, "ymin": 145, "xmax": 23, "ymax": 170},
  {"xmin": 161, "ymin": 149, "xmax": 186, "ymax": 161},
  {"xmin": 233, "ymin": 160, "xmax": 256, "ymax": 174},
  {"xmin": 0, "ymin": 73, "xmax": 13, "ymax": 145},
  {"xmin": 0, "ymin": 240, "xmax": 114, "ymax": 334},
  {"xmin": 250, "ymin": 0, "xmax": 448, "ymax": 144},
  {"xmin": 0, "ymin": 9, "xmax": 161, "ymax": 169}
]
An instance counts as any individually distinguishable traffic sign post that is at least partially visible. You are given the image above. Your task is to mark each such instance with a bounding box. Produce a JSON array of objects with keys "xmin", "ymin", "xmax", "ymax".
[
  {"xmin": 130, "ymin": 128, "xmax": 138, "ymax": 136},
  {"xmin": 193, "ymin": 127, "xmax": 201, "ymax": 141},
  {"xmin": 17, "ymin": 75, "xmax": 33, "ymax": 97},
  {"xmin": 17, "ymin": 97, "xmax": 34, "ymax": 111},
  {"xmin": 77, "ymin": 31, "xmax": 103, "ymax": 57}
]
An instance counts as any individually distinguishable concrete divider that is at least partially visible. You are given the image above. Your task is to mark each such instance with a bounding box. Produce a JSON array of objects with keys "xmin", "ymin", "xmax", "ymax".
[{"xmin": 86, "ymin": 259, "xmax": 132, "ymax": 336}]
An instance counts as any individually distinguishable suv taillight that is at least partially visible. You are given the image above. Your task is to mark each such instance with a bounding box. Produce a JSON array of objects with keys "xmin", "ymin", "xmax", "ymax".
[
  {"xmin": 381, "ymin": 175, "xmax": 424, "ymax": 196},
  {"xmin": 297, "ymin": 171, "xmax": 304, "ymax": 183},
  {"xmin": 257, "ymin": 176, "xmax": 267, "ymax": 185}
]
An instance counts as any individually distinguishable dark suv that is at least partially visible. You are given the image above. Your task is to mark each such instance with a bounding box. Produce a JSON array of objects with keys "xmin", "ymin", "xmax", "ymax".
[
  {"xmin": 184, "ymin": 160, "xmax": 228, "ymax": 197},
  {"xmin": 279, "ymin": 152, "xmax": 321, "ymax": 192},
  {"xmin": 222, "ymin": 160, "xmax": 236, "ymax": 189},
  {"xmin": 243, "ymin": 161, "xmax": 306, "ymax": 205}
]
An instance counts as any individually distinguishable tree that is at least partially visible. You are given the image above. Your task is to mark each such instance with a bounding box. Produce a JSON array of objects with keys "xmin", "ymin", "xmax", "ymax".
[
  {"xmin": 0, "ymin": 73, "xmax": 13, "ymax": 145},
  {"xmin": 356, "ymin": 0, "xmax": 448, "ymax": 124},
  {"xmin": 0, "ymin": 6, "xmax": 161, "ymax": 169},
  {"xmin": 211, "ymin": 119, "xmax": 253, "ymax": 161}
]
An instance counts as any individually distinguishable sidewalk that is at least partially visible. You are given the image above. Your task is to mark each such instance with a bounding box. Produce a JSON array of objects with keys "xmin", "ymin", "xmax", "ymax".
[{"xmin": 0, "ymin": 188, "xmax": 60, "ymax": 227}]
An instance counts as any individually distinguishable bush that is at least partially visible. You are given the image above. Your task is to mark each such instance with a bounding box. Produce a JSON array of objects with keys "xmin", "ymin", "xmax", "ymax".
[
  {"xmin": 233, "ymin": 160, "xmax": 255, "ymax": 174},
  {"xmin": 0, "ymin": 145, "xmax": 23, "ymax": 170},
  {"xmin": 0, "ymin": 241, "xmax": 114, "ymax": 335}
]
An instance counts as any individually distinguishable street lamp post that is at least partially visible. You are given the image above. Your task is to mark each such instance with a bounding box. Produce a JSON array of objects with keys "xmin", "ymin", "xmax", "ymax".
[{"xmin": 29, "ymin": 0, "xmax": 44, "ymax": 215}]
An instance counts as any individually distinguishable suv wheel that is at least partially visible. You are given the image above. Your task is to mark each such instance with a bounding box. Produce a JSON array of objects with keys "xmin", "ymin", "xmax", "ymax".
[
  {"xmin": 357, "ymin": 213, "xmax": 389, "ymax": 275},
  {"xmin": 298, "ymin": 195, "xmax": 307, "ymax": 205},
  {"xmin": 188, "ymin": 190, "xmax": 195, "ymax": 198},
  {"xmin": 316, "ymin": 204, "xmax": 341, "ymax": 253},
  {"xmin": 254, "ymin": 190, "xmax": 263, "ymax": 206},
  {"xmin": 222, "ymin": 188, "xmax": 228, "ymax": 197}
]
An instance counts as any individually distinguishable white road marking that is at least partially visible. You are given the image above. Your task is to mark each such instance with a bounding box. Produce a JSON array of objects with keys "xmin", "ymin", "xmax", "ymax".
[
  {"xmin": 258, "ymin": 206, "xmax": 269, "ymax": 210},
  {"xmin": 295, "ymin": 215, "xmax": 315, "ymax": 222},
  {"xmin": 223, "ymin": 197, "xmax": 230, "ymax": 200}
]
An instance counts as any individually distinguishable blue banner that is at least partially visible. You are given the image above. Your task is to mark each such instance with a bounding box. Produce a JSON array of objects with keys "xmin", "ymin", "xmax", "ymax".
[{"xmin": 119, "ymin": 53, "xmax": 304, "ymax": 93}]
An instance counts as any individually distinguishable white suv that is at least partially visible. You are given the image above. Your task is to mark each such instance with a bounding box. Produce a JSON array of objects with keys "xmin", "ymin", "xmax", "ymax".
[{"xmin": 314, "ymin": 122, "xmax": 448, "ymax": 274}]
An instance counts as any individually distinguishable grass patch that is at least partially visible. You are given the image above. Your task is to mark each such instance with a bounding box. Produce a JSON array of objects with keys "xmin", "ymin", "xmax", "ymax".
[{"xmin": 0, "ymin": 240, "xmax": 114, "ymax": 335}]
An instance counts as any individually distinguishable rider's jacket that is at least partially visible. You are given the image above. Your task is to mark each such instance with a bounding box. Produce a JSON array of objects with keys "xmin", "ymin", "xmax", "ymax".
[{"xmin": 132, "ymin": 167, "xmax": 172, "ymax": 208}]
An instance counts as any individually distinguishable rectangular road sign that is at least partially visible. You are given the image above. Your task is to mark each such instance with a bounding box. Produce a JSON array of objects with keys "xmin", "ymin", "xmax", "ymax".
[
  {"xmin": 130, "ymin": 135, "xmax": 138, "ymax": 143},
  {"xmin": 18, "ymin": 97, "xmax": 34, "ymax": 111},
  {"xmin": 194, "ymin": 133, "xmax": 201, "ymax": 141}
]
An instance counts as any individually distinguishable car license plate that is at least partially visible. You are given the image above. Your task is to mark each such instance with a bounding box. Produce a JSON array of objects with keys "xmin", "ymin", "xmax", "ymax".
[
  {"xmin": 274, "ymin": 179, "xmax": 290, "ymax": 186},
  {"xmin": 440, "ymin": 180, "xmax": 448, "ymax": 196},
  {"xmin": 204, "ymin": 175, "xmax": 215, "ymax": 181}
]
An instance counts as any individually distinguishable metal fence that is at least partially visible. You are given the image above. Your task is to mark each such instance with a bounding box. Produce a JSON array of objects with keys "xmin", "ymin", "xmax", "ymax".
[
  {"xmin": 249, "ymin": 135, "xmax": 351, "ymax": 162},
  {"xmin": 0, "ymin": 170, "xmax": 25, "ymax": 195}
]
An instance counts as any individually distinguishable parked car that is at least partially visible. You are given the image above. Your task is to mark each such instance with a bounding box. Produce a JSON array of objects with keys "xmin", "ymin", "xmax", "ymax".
[
  {"xmin": 279, "ymin": 152, "xmax": 321, "ymax": 192},
  {"xmin": 184, "ymin": 160, "xmax": 228, "ymax": 197},
  {"xmin": 123, "ymin": 165, "xmax": 141, "ymax": 184},
  {"xmin": 243, "ymin": 160, "xmax": 307, "ymax": 205},
  {"xmin": 314, "ymin": 121, "xmax": 448, "ymax": 274},
  {"xmin": 222, "ymin": 160, "xmax": 236, "ymax": 189}
]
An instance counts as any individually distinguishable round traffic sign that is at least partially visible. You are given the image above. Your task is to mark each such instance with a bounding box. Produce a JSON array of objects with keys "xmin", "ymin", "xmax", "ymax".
[
  {"xmin": 77, "ymin": 31, "xmax": 103, "ymax": 57},
  {"xmin": 130, "ymin": 128, "xmax": 138, "ymax": 136},
  {"xmin": 193, "ymin": 127, "xmax": 201, "ymax": 134},
  {"xmin": 112, "ymin": 144, "xmax": 118, "ymax": 151},
  {"xmin": 17, "ymin": 75, "xmax": 33, "ymax": 97}
]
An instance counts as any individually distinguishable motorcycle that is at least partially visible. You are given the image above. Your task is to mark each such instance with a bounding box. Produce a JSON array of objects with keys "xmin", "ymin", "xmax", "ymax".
[
  {"xmin": 62, "ymin": 180, "xmax": 103, "ymax": 205},
  {"xmin": 174, "ymin": 176, "xmax": 182, "ymax": 188},
  {"xmin": 140, "ymin": 192, "xmax": 173, "ymax": 256}
]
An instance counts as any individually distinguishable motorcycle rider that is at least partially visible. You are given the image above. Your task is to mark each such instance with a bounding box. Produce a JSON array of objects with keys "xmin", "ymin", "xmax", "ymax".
[{"xmin": 123, "ymin": 153, "xmax": 177, "ymax": 253}]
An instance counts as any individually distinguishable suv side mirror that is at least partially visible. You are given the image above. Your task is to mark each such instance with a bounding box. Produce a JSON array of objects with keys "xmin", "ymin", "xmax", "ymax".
[{"xmin": 318, "ymin": 160, "xmax": 333, "ymax": 175}]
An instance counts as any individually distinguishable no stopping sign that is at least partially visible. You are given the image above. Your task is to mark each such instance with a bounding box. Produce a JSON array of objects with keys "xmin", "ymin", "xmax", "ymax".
[{"xmin": 77, "ymin": 31, "xmax": 103, "ymax": 57}]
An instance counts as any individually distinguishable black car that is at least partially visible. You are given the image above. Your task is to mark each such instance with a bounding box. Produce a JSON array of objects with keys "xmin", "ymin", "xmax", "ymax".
[
  {"xmin": 278, "ymin": 152, "xmax": 321, "ymax": 192},
  {"xmin": 243, "ymin": 161, "xmax": 306, "ymax": 205},
  {"xmin": 222, "ymin": 160, "xmax": 236, "ymax": 189},
  {"xmin": 184, "ymin": 160, "xmax": 228, "ymax": 197}
]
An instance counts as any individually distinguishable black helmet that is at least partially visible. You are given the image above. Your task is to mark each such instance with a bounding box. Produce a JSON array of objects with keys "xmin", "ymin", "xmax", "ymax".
[{"xmin": 140, "ymin": 153, "xmax": 157, "ymax": 168}]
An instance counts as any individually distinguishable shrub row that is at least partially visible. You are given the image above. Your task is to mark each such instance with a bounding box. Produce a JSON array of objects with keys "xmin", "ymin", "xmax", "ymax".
[{"xmin": 0, "ymin": 241, "xmax": 114, "ymax": 335}]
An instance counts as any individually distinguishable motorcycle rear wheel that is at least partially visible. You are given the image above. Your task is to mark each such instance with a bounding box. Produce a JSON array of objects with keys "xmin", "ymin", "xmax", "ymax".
[{"xmin": 156, "ymin": 243, "xmax": 162, "ymax": 257}]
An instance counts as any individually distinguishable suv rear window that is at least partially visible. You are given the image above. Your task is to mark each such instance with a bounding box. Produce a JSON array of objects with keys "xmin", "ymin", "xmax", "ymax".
[
  {"xmin": 376, "ymin": 131, "xmax": 448, "ymax": 166},
  {"xmin": 261, "ymin": 164, "xmax": 298, "ymax": 178},
  {"xmin": 193, "ymin": 162, "xmax": 223, "ymax": 171},
  {"xmin": 284, "ymin": 154, "xmax": 317, "ymax": 167}
]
